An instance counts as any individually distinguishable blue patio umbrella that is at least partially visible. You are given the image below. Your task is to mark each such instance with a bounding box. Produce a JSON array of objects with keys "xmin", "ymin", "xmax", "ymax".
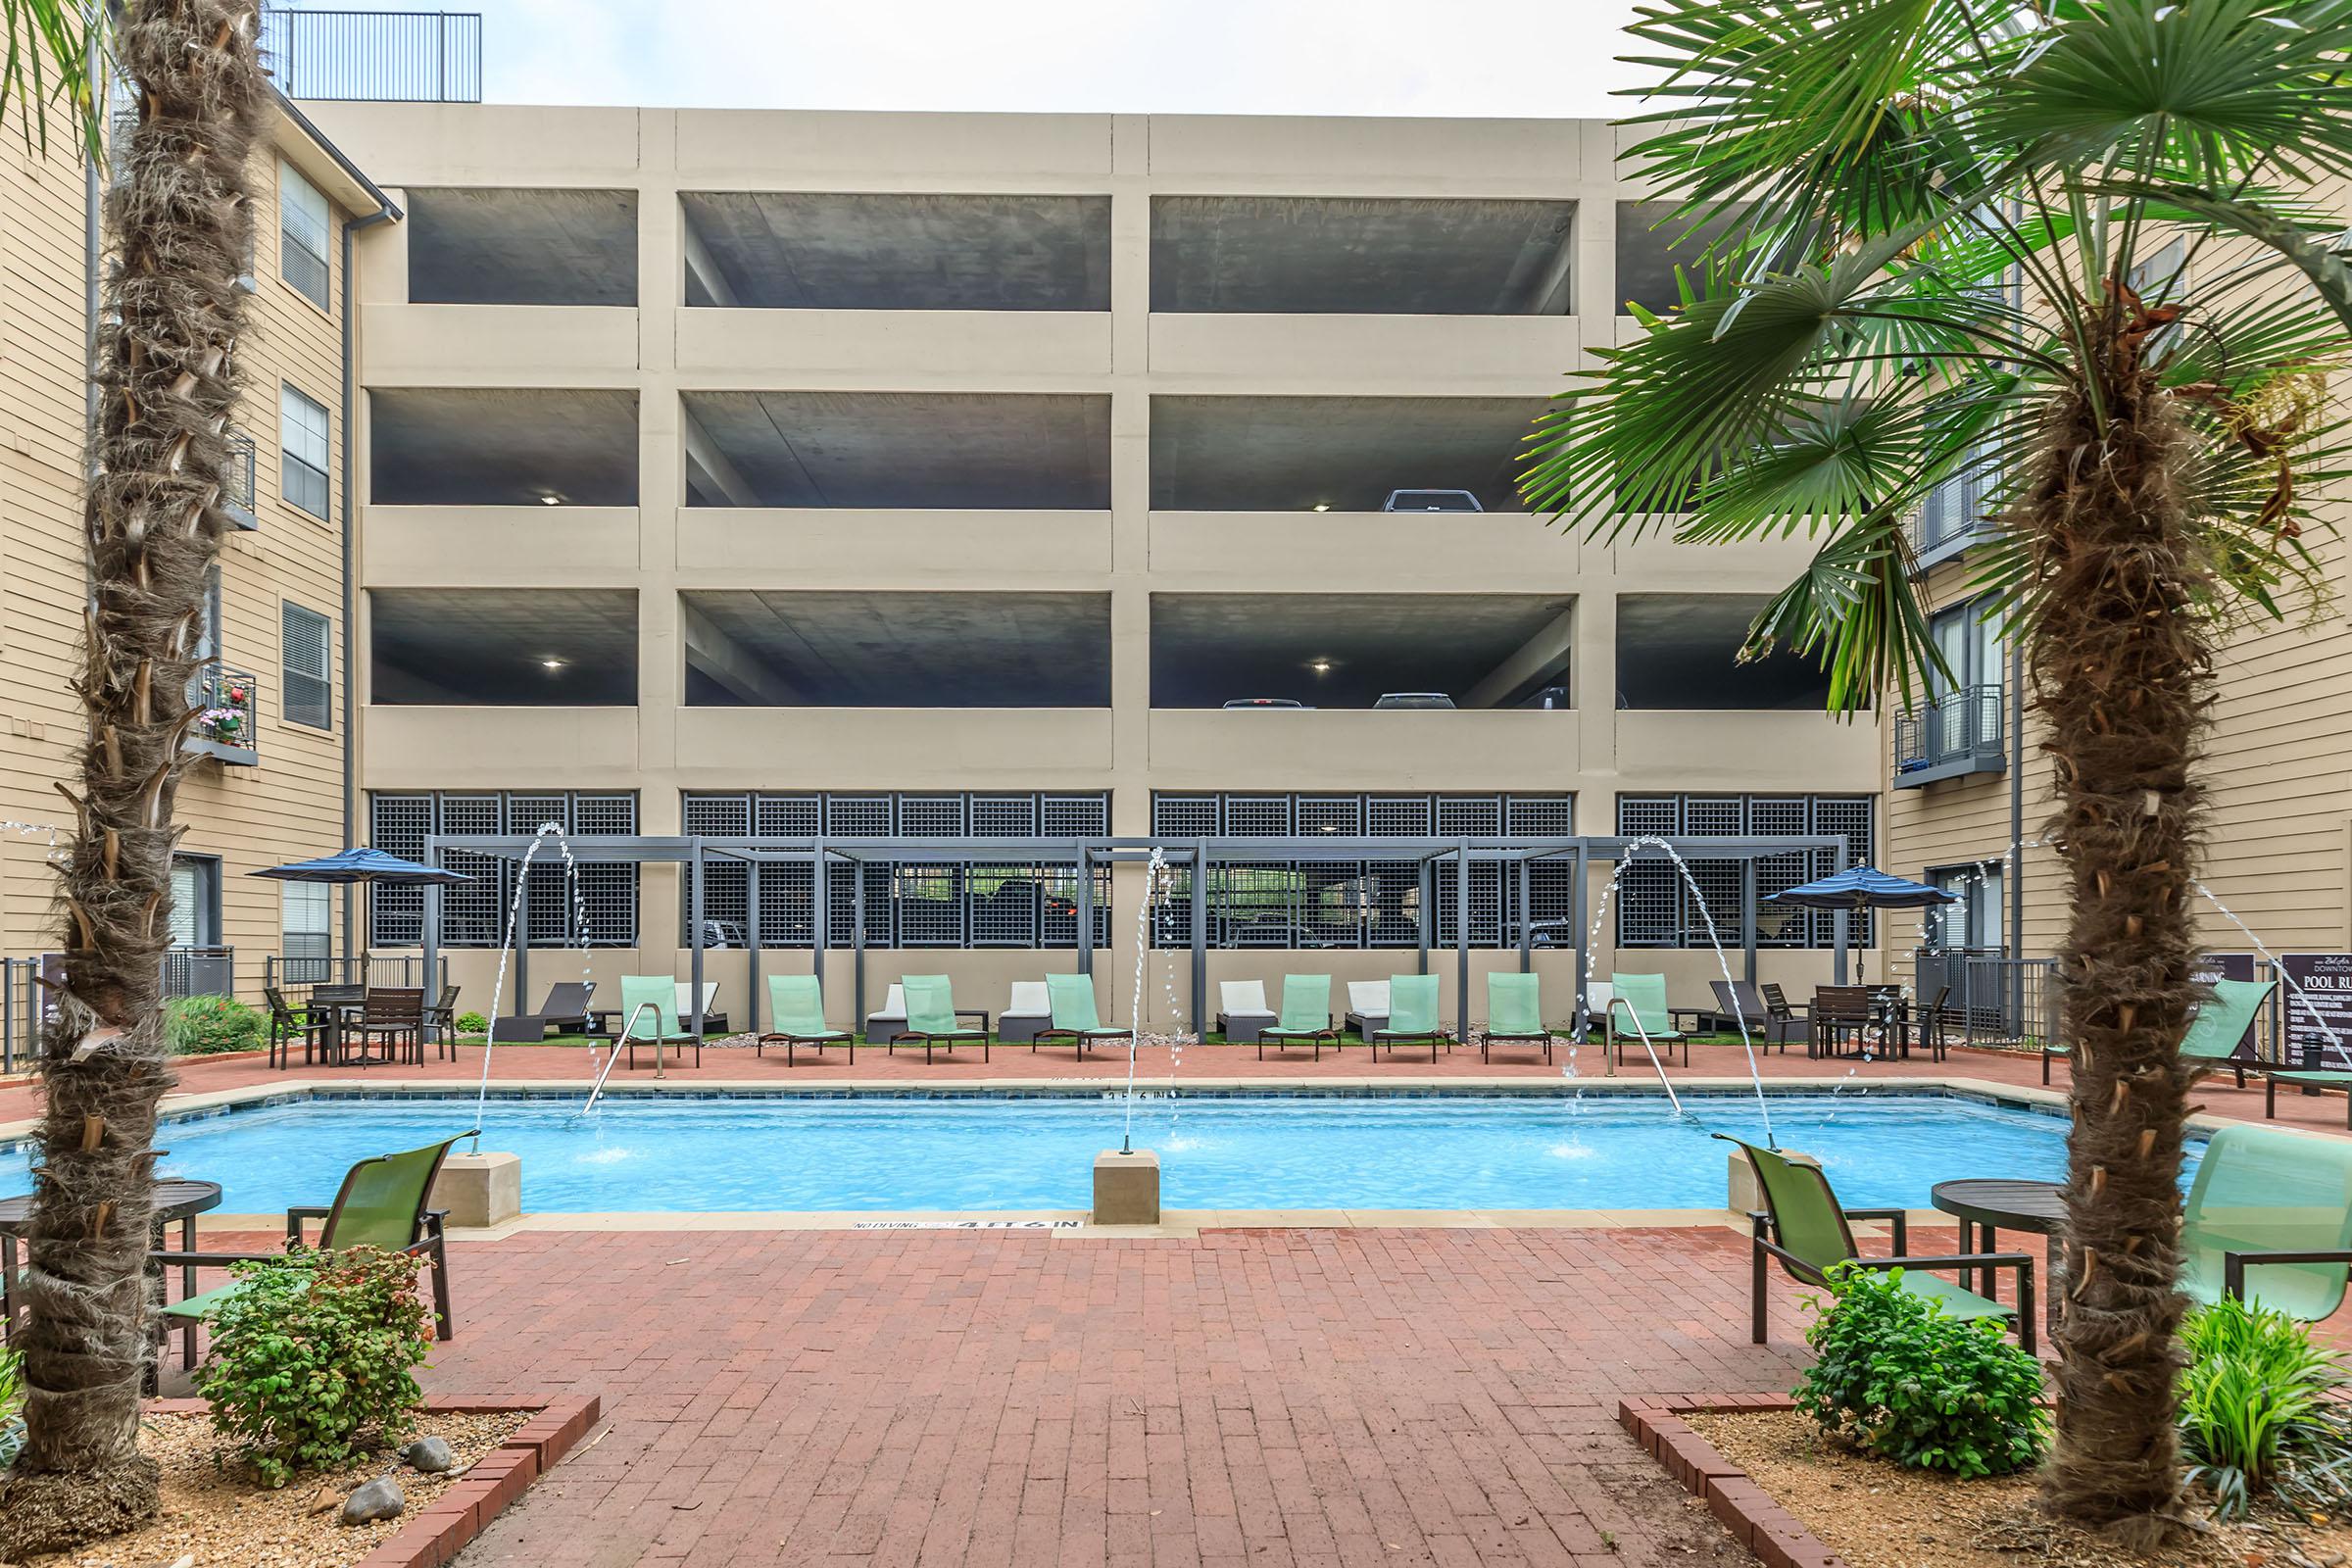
[
  {"xmin": 1766, "ymin": 865, "xmax": 1957, "ymax": 911},
  {"xmin": 248, "ymin": 847, "xmax": 470, "ymax": 885}
]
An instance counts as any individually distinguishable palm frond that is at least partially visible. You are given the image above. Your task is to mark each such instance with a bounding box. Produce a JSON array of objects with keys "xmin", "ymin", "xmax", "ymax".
[{"xmin": 0, "ymin": 0, "xmax": 103, "ymax": 160}]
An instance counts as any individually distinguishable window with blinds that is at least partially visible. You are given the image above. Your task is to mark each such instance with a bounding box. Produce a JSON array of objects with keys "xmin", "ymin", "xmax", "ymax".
[
  {"xmin": 282, "ymin": 602, "xmax": 331, "ymax": 729},
  {"xmin": 279, "ymin": 159, "xmax": 331, "ymax": 307},
  {"xmin": 279, "ymin": 383, "xmax": 330, "ymax": 518}
]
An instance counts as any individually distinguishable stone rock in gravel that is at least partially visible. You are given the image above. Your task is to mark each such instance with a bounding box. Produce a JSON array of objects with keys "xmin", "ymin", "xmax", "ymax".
[
  {"xmin": 340, "ymin": 1476, "xmax": 406, "ymax": 1525},
  {"xmin": 401, "ymin": 1436, "xmax": 458, "ymax": 1473}
]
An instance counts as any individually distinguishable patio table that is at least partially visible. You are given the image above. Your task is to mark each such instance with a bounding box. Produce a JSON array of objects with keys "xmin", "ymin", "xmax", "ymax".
[
  {"xmin": 1, "ymin": 1178, "xmax": 223, "ymax": 1365},
  {"xmin": 1932, "ymin": 1177, "xmax": 2066, "ymax": 1333}
]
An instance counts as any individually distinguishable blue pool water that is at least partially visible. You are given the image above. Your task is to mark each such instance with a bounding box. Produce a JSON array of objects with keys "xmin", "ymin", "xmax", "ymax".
[{"xmin": 0, "ymin": 1091, "xmax": 2160, "ymax": 1213}]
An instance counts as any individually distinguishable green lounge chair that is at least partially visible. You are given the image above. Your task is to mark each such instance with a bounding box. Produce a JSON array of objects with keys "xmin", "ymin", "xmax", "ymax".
[
  {"xmin": 758, "ymin": 973, "xmax": 853, "ymax": 1065},
  {"xmin": 1726, "ymin": 1136, "xmax": 2035, "ymax": 1353},
  {"xmin": 1606, "ymin": 972, "xmax": 1690, "ymax": 1068},
  {"xmin": 2045, "ymin": 976, "xmax": 2273, "ymax": 1086},
  {"xmin": 2180, "ymin": 1124, "xmax": 2352, "ymax": 1319},
  {"xmin": 1370, "ymin": 973, "xmax": 1449, "ymax": 1062},
  {"xmin": 2266, "ymin": 1065, "xmax": 2352, "ymax": 1128},
  {"xmin": 893, "ymin": 974, "xmax": 990, "ymax": 1064},
  {"xmin": 619, "ymin": 974, "xmax": 702, "ymax": 1069},
  {"xmin": 150, "ymin": 1133, "xmax": 467, "ymax": 1365},
  {"xmin": 1035, "ymin": 973, "xmax": 1133, "ymax": 1059},
  {"xmin": 1483, "ymin": 972, "xmax": 1553, "ymax": 1063},
  {"xmin": 1259, "ymin": 975, "xmax": 1339, "ymax": 1061}
]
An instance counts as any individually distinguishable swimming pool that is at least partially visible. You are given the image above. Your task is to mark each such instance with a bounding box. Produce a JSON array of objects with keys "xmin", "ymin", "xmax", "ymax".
[{"xmin": 0, "ymin": 1090, "xmax": 2154, "ymax": 1213}]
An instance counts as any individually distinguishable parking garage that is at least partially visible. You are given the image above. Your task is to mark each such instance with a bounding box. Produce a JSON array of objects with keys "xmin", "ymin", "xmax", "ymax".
[
  {"xmin": 369, "ymin": 588, "xmax": 638, "ymax": 705},
  {"xmin": 1150, "ymin": 593, "xmax": 1572, "ymax": 710},
  {"xmin": 1150, "ymin": 395, "xmax": 1544, "ymax": 513},
  {"xmin": 368, "ymin": 388, "xmax": 640, "ymax": 507}
]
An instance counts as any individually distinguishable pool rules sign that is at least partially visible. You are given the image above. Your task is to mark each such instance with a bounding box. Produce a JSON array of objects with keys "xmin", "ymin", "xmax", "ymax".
[{"xmin": 2280, "ymin": 954, "xmax": 2352, "ymax": 1070}]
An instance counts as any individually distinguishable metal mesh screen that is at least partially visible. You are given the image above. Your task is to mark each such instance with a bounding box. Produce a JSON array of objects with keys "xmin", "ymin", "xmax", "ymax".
[
  {"xmin": 369, "ymin": 792, "xmax": 640, "ymax": 947},
  {"xmin": 1611, "ymin": 795, "xmax": 1873, "ymax": 948}
]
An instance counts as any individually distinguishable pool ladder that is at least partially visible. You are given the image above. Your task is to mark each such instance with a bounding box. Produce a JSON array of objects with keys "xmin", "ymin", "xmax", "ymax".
[{"xmin": 583, "ymin": 1000, "xmax": 666, "ymax": 1112}]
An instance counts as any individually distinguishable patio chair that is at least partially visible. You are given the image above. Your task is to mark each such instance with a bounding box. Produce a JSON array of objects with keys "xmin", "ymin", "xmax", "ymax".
[
  {"xmin": 1483, "ymin": 972, "xmax": 1553, "ymax": 1063},
  {"xmin": 1035, "ymin": 973, "xmax": 1133, "ymax": 1059},
  {"xmin": 423, "ymin": 982, "xmax": 462, "ymax": 1061},
  {"xmin": 893, "ymin": 974, "xmax": 991, "ymax": 1064},
  {"xmin": 263, "ymin": 984, "xmax": 329, "ymax": 1070},
  {"xmin": 492, "ymin": 980, "xmax": 596, "ymax": 1043},
  {"xmin": 1605, "ymin": 973, "xmax": 1689, "ymax": 1068},
  {"xmin": 2043, "ymin": 976, "xmax": 2274, "ymax": 1086},
  {"xmin": 757, "ymin": 974, "xmax": 853, "ymax": 1064},
  {"xmin": 1707, "ymin": 979, "xmax": 1796, "ymax": 1054},
  {"xmin": 1724, "ymin": 1136, "xmax": 2034, "ymax": 1352},
  {"xmin": 351, "ymin": 987, "xmax": 426, "ymax": 1066},
  {"xmin": 1807, "ymin": 986, "xmax": 1881, "ymax": 1059},
  {"xmin": 2180, "ymin": 1124, "xmax": 2352, "ymax": 1319},
  {"xmin": 618, "ymin": 974, "xmax": 702, "ymax": 1069},
  {"xmin": 1258, "ymin": 975, "xmax": 1340, "ymax": 1061},
  {"xmin": 1913, "ymin": 984, "xmax": 1953, "ymax": 1062},
  {"xmin": 1216, "ymin": 981, "xmax": 1276, "ymax": 1045},
  {"xmin": 1000, "ymin": 981, "xmax": 1053, "ymax": 1046},
  {"xmin": 863, "ymin": 983, "xmax": 908, "ymax": 1045},
  {"xmin": 151, "ymin": 1133, "xmax": 466, "ymax": 1365},
  {"xmin": 674, "ymin": 980, "xmax": 728, "ymax": 1036},
  {"xmin": 1760, "ymin": 982, "xmax": 1808, "ymax": 1021},
  {"xmin": 2265, "ymin": 1063, "xmax": 2352, "ymax": 1128},
  {"xmin": 1370, "ymin": 974, "xmax": 1449, "ymax": 1062},
  {"xmin": 1343, "ymin": 980, "xmax": 1391, "ymax": 1044}
]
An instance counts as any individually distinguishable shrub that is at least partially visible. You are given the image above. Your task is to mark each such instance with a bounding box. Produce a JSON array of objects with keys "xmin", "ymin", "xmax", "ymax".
[
  {"xmin": 198, "ymin": 1246, "xmax": 433, "ymax": 1487},
  {"xmin": 2180, "ymin": 1295, "xmax": 2352, "ymax": 1520},
  {"xmin": 456, "ymin": 1010, "xmax": 489, "ymax": 1035},
  {"xmin": 0, "ymin": 1343, "xmax": 23, "ymax": 1469},
  {"xmin": 164, "ymin": 994, "xmax": 266, "ymax": 1054},
  {"xmin": 1795, "ymin": 1264, "xmax": 2047, "ymax": 1479}
]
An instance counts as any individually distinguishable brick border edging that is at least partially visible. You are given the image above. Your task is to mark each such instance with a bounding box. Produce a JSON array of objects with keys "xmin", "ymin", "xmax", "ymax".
[
  {"xmin": 145, "ymin": 1393, "xmax": 601, "ymax": 1568},
  {"xmin": 1620, "ymin": 1395, "xmax": 1848, "ymax": 1568}
]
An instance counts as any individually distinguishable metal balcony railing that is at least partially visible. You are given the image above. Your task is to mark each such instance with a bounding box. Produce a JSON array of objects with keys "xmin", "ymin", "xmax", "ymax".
[
  {"xmin": 190, "ymin": 664, "xmax": 260, "ymax": 764},
  {"xmin": 261, "ymin": 10, "xmax": 483, "ymax": 103},
  {"xmin": 1893, "ymin": 684, "xmax": 2004, "ymax": 785},
  {"xmin": 221, "ymin": 432, "xmax": 258, "ymax": 526},
  {"xmin": 1905, "ymin": 465, "xmax": 1996, "ymax": 569}
]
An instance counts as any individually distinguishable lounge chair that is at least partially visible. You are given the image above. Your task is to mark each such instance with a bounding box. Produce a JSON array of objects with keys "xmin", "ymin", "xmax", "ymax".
[
  {"xmin": 263, "ymin": 984, "xmax": 329, "ymax": 1069},
  {"xmin": 863, "ymin": 983, "xmax": 908, "ymax": 1045},
  {"xmin": 618, "ymin": 974, "xmax": 702, "ymax": 1069},
  {"xmin": 999, "ymin": 981, "xmax": 1053, "ymax": 1046},
  {"xmin": 1707, "ymin": 979, "xmax": 1796, "ymax": 1054},
  {"xmin": 2180, "ymin": 1124, "xmax": 2352, "ymax": 1318},
  {"xmin": 893, "ymin": 974, "xmax": 990, "ymax": 1064},
  {"xmin": 1606, "ymin": 973, "xmax": 1690, "ymax": 1068},
  {"xmin": 1483, "ymin": 972, "xmax": 1553, "ymax": 1063},
  {"xmin": 1370, "ymin": 973, "xmax": 1448, "ymax": 1062},
  {"xmin": 1258, "ymin": 975, "xmax": 1340, "ymax": 1061},
  {"xmin": 1216, "ymin": 981, "xmax": 1275, "ymax": 1045},
  {"xmin": 758, "ymin": 974, "xmax": 853, "ymax": 1065},
  {"xmin": 491, "ymin": 980, "xmax": 595, "ymax": 1043},
  {"xmin": 1035, "ymin": 973, "xmax": 1132, "ymax": 1059},
  {"xmin": 674, "ymin": 980, "xmax": 728, "ymax": 1035},
  {"xmin": 1726, "ymin": 1136, "xmax": 2034, "ymax": 1353},
  {"xmin": 151, "ymin": 1133, "xmax": 466, "ymax": 1365},
  {"xmin": 2044, "ymin": 975, "xmax": 2274, "ymax": 1086},
  {"xmin": 1344, "ymin": 980, "xmax": 1391, "ymax": 1044}
]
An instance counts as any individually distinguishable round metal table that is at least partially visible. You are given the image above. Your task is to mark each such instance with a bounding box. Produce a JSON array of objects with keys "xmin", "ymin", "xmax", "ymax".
[
  {"xmin": 1932, "ymin": 1177, "xmax": 2066, "ymax": 1327},
  {"xmin": 0, "ymin": 1179, "xmax": 223, "ymax": 1364}
]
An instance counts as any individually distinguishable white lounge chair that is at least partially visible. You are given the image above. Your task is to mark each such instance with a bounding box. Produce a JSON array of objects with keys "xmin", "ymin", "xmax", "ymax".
[
  {"xmin": 863, "ymin": 982, "xmax": 908, "ymax": 1045},
  {"xmin": 1217, "ymin": 980, "xmax": 1275, "ymax": 1045},
  {"xmin": 1000, "ymin": 981, "xmax": 1052, "ymax": 1045},
  {"xmin": 674, "ymin": 980, "xmax": 727, "ymax": 1034},
  {"xmin": 1344, "ymin": 980, "xmax": 1391, "ymax": 1045}
]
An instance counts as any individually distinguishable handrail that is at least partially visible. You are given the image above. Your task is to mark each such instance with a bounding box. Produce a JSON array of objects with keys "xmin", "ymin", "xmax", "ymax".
[
  {"xmin": 583, "ymin": 1000, "xmax": 664, "ymax": 1109},
  {"xmin": 1606, "ymin": 999, "xmax": 1684, "ymax": 1114}
]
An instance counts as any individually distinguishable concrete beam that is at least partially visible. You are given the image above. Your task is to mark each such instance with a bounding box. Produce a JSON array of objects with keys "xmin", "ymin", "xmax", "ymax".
[
  {"xmin": 1463, "ymin": 607, "xmax": 1575, "ymax": 710},
  {"xmin": 682, "ymin": 220, "xmax": 740, "ymax": 308},
  {"xmin": 681, "ymin": 405, "xmax": 760, "ymax": 508},
  {"xmin": 680, "ymin": 598, "xmax": 805, "ymax": 707}
]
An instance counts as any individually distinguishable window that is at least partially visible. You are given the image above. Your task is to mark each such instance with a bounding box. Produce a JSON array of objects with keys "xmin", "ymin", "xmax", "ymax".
[
  {"xmin": 169, "ymin": 857, "xmax": 220, "ymax": 947},
  {"xmin": 281, "ymin": 881, "xmax": 333, "ymax": 980},
  {"xmin": 279, "ymin": 383, "xmax": 329, "ymax": 518},
  {"xmin": 1928, "ymin": 863, "xmax": 2005, "ymax": 951},
  {"xmin": 279, "ymin": 159, "xmax": 332, "ymax": 307},
  {"xmin": 1928, "ymin": 600, "xmax": 2004, "ymax": 698},
  {"xmin": 282, "ymin": 602, "xmax": 332, "ymax": 729}
]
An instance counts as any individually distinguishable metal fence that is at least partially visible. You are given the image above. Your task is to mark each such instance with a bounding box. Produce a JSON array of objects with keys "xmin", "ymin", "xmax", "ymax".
[
  {"xmin": 1913, "ymin": 950, "xmax": 2059, "ymax": 1045},
  {"xmin": 162, "ymin": 946, "xmax": 235, "ymax": 1001},
  {"xmin": 260, "ymin": 10, "xmax": 483, "ymax": 103},
  {"xmin": 263, "ymin": 954, "xmax": 440, "ymax": 994},
  {"xmin": 0, "ymin": 957, "xmax": 52, "ymax": 1074}
]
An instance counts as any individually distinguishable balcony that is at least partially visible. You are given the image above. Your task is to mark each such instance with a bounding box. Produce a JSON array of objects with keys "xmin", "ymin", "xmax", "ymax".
[
  {"xmin": 1906, "ymin": 466, "xmax": 1995, "ymax": 574},
  {"xmin": 261, "ymin": 10, "xmax": 482, "ymax": 103},
  {"xmin": 1893, "ymin": 685, "xmax": 2006, "ymax": 787},
  {"xmin": 220, "ymin": 433, "xmax": 259, "ymax": 530},
  {"xmin": 188, "ymin": 665, "xmax": 259, "ymax": 765}
]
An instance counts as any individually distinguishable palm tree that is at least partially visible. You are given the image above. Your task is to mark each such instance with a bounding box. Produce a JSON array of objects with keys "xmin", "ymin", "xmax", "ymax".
[
  {"xmin": 0, "ymin": 0, "xmax": 265, "ymax": 1553},
  {"xmin": 1523, "ymin": 0, "xmax": 2350, "ymax": 1544}
]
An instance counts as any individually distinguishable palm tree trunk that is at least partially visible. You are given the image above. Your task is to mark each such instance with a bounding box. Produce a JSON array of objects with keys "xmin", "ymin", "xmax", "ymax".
[
  {"xmin": 0, "ymin": 0, "xmax": 264, "ymax": 1554},
  {"xmin": 2034, "ymin": 311, "xmax": 2206, "ymax": 1545}
]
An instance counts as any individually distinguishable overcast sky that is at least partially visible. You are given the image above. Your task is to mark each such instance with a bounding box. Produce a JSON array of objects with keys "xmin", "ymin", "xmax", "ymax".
[{"xmin": 454, "ymin": 0, "xmax": 1649, "ymax": 118}]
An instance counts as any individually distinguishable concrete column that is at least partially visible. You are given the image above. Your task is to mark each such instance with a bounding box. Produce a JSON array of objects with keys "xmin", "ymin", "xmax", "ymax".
[
  {"xmin": 1574, "ymin": 591, "xmax": 1618, "ymax": 779},
  {"xmin": 1573, "ymin": 161, "xmax": 1620, "ymax": 325},
  {"xmin": 634, "ymin": 111, "xmax": 684, "ymax": 965}
]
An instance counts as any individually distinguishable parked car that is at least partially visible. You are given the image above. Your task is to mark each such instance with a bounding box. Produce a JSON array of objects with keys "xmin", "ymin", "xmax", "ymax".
[
  {"xmin": 1383, "ymin": 488, "xmax": 1484, "ymax": 513},
  {"xmin": 1222, "ymin": 698, "xmax": 1310, "ymax": 710},
  {"xmin": 1373, "ymin": 692, "xmax": 1454, "ymax": 710}
]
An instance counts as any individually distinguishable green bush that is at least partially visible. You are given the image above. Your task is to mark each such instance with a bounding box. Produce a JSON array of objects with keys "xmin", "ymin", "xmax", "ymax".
[
  {"xmin": 0, "ymin": 1343, "xmax": 23, "ymax": 1469},
  {"xmin": 163, "ymin": 994, "xmax": 266, "ymax": 1054},
  {"xmin": 2180, "ymin": 1295, "xmax": 2352, "ymax": 1520},
  {"xmin": 197, "ymin": 1246, "xmax": 433, "ymax": 1488},
  {"xmin": 456, "ymin": 1010, "xmax": 489, "ymax": 1035},
  {"xmin": 1795, "ymin": 1264, "xmax": 2048, "ymax": 1479}
]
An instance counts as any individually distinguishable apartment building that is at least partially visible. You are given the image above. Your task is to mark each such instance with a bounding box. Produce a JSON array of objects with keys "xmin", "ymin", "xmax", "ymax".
[
  {"xmin": 292, "ymin": 101, "xmax": 1887, "ymax": 1027},
  {"xmin": 0, "ymin": 86, "xmax": 392, "ymax": 1008}
]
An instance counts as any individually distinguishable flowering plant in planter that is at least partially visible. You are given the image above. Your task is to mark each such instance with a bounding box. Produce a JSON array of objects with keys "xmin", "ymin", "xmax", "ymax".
[{"xmin": 198, "ymin": 706, "xmax": 244, "ymax": 740}]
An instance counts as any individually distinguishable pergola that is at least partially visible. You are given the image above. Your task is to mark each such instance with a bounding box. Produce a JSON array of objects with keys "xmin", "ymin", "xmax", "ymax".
[{"xmin": 419, "ymin": 833, "xmax": 1854, "ymax": 1044}]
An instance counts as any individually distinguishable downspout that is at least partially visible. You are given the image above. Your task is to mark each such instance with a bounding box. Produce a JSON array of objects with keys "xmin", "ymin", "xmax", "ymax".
[
  {"xmin": 341, "ymin": 202, "xmax": 396, "ymax": 956},
  {"xmin": 2009, "ymin": 625, "xmax": 2026, "ymax": 1033}
]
